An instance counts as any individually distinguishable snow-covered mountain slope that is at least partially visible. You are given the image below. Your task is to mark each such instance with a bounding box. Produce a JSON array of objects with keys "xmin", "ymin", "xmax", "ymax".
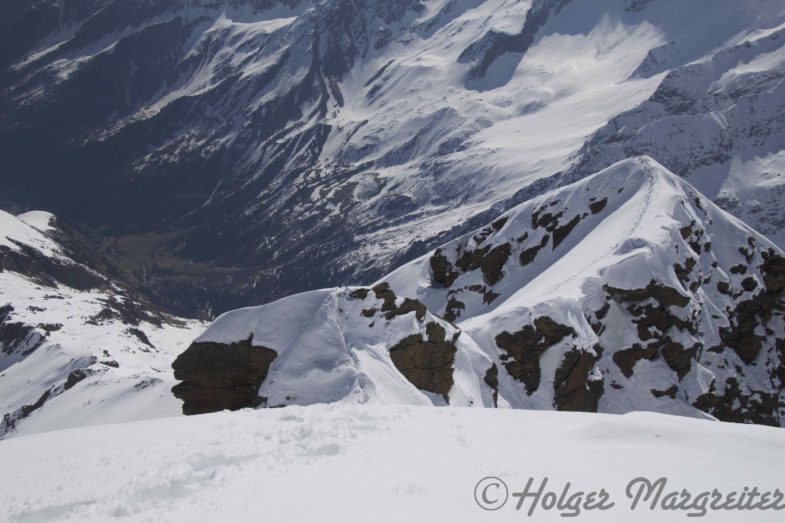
[
  {"xmin": 1, "ymin": 405, "xmax": 784, "ymax": 522},
  {"xmin": 567, "ymin": 13, "xmax": 785, "ymax": 247},
  {"xmin": 174, "ymin": 157, "xmax": 785, "ymax": 425},
  {"xmin": 0, "ymin": 209, "xmax": 204, "ymax": 438},
  {"xmin": 384, "ymin": 156, "xmax": 785, "ymax": 424},
  {"xmin": 3, "ymin": 0, "xmax": 784, "ymax": 316}
]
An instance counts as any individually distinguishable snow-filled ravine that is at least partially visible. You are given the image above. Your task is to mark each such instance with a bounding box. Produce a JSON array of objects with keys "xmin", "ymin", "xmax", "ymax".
[{"xmin": 1, "ymin": 405, "xmax": 783, "ymax": 522}]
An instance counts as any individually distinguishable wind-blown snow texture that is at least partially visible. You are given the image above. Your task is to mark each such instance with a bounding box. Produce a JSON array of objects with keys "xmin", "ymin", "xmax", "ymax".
[
  {"xmin": 178, "ymin": 157, "xmax": 785, "ymax": 425},
  {"xmin": 2, "ymin": 0, "xmax": 784, "ymax": 316},
  {"xmin": 1, "ymin": 405, "xmax": 784, "ymax": 522},
  {"xmin": 0, "ymin": 210, "xmax": 204, "ymax": 438}
]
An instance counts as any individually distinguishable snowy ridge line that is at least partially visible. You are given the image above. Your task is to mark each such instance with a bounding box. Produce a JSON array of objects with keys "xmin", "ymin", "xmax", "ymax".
[{"xmin": 173, "ymin": 156, "xmax": 785, "ymax": 426}]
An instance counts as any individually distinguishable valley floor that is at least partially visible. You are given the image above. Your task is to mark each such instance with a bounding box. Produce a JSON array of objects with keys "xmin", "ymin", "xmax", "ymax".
[{"xmin": 1, "ymin": 405, "xmax": 783, "ymax": 522}]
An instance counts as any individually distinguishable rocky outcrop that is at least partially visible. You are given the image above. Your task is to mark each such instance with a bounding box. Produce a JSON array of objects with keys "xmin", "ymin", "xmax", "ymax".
[
  {"xmin": 172, "ymin": 338, "xmax": 277, "ymax": 415},
  {"xmin": 495, "ymin": 317, "xmax": 576, "ymax": 394},
  {"xmin": 694, "ymin": 378, "xmax": 781, "ymax": 426},
  {"xmin": 389, "ymin": 322, "xmax": 458, "ymax": 401},
  {"xmin": 553, "ymin": 347, "xmax": 603, "ymax": 412}
]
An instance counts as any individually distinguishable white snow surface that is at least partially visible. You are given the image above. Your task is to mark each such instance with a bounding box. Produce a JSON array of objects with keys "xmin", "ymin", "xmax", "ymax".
[
  {"xmin": 0, "ymin": 210, "xmax": 63, "ymax": 259},
  {"xmin": 0, "ymin": 404, "xmax": 783, "ymax": 522},
  {"xmin": 0, "ymin": 211, "xmax": 205, "ymax": 438}
]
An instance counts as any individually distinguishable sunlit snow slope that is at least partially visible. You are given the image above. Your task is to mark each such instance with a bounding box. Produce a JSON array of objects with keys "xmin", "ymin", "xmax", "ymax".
[
  {"xmin": 1, "ymin": 405, "xmax": 784, "ymax": 522},
  {"xmin": 173, "ymin": 157, "xmax": 785, "ymax": 425},
  {"xmin": 0, "ymin": 210, "xmax": 204, "ymax": 438}
]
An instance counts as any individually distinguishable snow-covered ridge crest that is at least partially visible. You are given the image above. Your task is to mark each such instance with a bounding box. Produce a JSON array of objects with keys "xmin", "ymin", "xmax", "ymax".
[
  {"xmin": 175, "ymin": 157, "xmax": 785, "ymax": 425},
  {"xmin": 173, "ymin": 283, "xmax": 495, "ymax": 414}
]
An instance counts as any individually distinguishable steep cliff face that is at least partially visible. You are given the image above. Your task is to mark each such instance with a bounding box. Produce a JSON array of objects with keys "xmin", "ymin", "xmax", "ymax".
[
  {"xmin": 172, "ymin": 157, "xmax": 785, "ymax": 425},
  {"xmin": 3, "ymin": 0, "xmax": 784, "ymax": 317}
]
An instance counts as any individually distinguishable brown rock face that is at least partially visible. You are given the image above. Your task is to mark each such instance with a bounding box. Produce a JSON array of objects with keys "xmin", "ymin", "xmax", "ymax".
[
  {"xmin": 484, "ymin": 364, "xmax": 499, "ymax": 407},
  {"xmin": 553, "ymin": 348, "xmax": 603, "ymax": 412},
  {"xmin": 604, "ymin": 280, "xmax": 690, "ymax": 308},
  {"xmin": 694, "ymin": 378, "xmax": 780, "ymax": 426},
  {"xmin": 171, "ymin": 337, "xmax": 277, "ymax": 415},
  {"xmin": 612, "ymin": 344, "xmax": 658, "ymax": 378},
  {"xmin": 389, "ymin": 322, "xmax": 458, "ymax": 400},
  {"xmin": 429, "ymin": 249, "xmax": 459, "ymax": 287},
  {"xmin": 495, "ymin": 317, "xmax": 576, "ymax": 394},
  {"xmin": 719, "ymin": 252, "xmax": 785, "ymax": 364}
]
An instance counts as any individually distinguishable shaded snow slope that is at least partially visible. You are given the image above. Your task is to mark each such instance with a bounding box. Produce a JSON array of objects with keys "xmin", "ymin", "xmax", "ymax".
[
  {"xmin": 0, "ymin": 210, "xmax": 204, "ymax": 438},
  {"xmin": 175, "ymin": 157, "xmax": 785, "ymax": 425},
  {"xmin": 1, "ymin": 405, "xmax": 784, "ymax": 522}
]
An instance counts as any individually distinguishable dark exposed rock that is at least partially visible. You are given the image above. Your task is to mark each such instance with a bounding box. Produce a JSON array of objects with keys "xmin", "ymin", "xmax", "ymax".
[
  {"xmin": 613, "ymin": 344, "xmax": 658, "ymax": 378},
  {"xmin": 694, "ymin": 378, "xmax": 781, "ymax": 426},
  {"xmin": 0, "ymin": 242, "xmax": 104, "ymax": 292},
  {"xmin": 719, "ymin": 256, "xmax": 785, "ymax": 364},
  {"xmin": 37, "ymin": 323, "xmax": 62, "ymax": 333},
  {"xmin": 491, "ymin": 217, "xmax": 508, "ymax": 231},
  {"xmin": 679, "ymin": 222, "xmax": 695, "ymax": 240},
  {"xmin": 456, "ymin": 245, "xmax": 490, "ymax": 272},
  {"xmin": 482, "ymin": 288, "xmax": 500, "ymax": 305},
  {"xmin": 64, "ymin": 369, "xmax": 90, "ymax": 390},
  {"xmin": 660, "ymin": 342, "xmax": 697, "ymax": 379},
  {"xmin": 741, "ymin": 277, "xmax": 758, "ymax": 292},
  {"xmin": 0, "ymin": 388, "xmax": 52, "ymax": 437},
  {"xmin": 519, "ymin": 234, "xmax": 549, "ymax": 266},
  {"xmin": 444, "ymin": 296, "xmax": 465, "ymax": 323},
  {"xmin": 589, "ymin": 197, "xmax": 608, "ymax": 214},
  {"xmin": 495, "ymin": 317, "xmax": 575, "ymax": 394},
  {"xmin": 393, "ymin": 298, "xmax": 427, "ymax": 322},
  {"xmin": 479, "ymin": 243, "xmax": 512, "ymax": 285},
  {"xmin": 761, "ymin": 251, "xmax": 785, "ymax": 292},
  {"xmin": 452, "ymin": 242, "xmax": 512, "ymax": 286},
  {"xmin": 372, "ymin": 282, "xmax": 396, "ymax": 308},
  {"xmin": 484, "ymin": 364, "xmax": 499, "ymax": 407},
  {"xmin": 730, "ymin": 263, "xmax": 747, "ymax": 275},
  {"xmin": 553, "ymin": 348, "xmax": 603, "ymax": 412},
  {"xmin": 368, "ymin": 283, "xmax": 427, "ymax": 322},
  {"xmin": 429, "ymin": 249, "xmax": 458, "ymax": 287},
  {"xmin": 673, "ymin": 257, "xmax": 696, "ymax": 285},
  {"xmin": 604, "ymin": 280, "xmax": 690, "ymax": 308},
  {"xmin": 126, "ymin": 327, "xmax": 155, "ymax": 350},
  {"xmin": 172, "ymin": 337, "xmax": 278, "ymax": 415},
  {"xmin": 552, "ymin": 215, "xmax": 581, "ymax": 249},
  {"xmin": 389, "ymin": 322, "xmax": 458, "ymax": 400},
  {"xmin": 651, "ymin": 385, "xmax": 678, "ymax": 398},
  {"xmin": 0, "ymin": 305, "xmax": 45, "ymax": 360},
  {"xmin": 348, "ymin": 288, "xmax": 369, "ymax": 300}
]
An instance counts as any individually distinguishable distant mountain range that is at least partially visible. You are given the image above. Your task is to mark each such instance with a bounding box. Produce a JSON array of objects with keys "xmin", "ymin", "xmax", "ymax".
[
  {"xmin": 2, "ymin": 0, "xmax": 785, "ymax": 435},
  {"xmin": 2, "ymin": 0, "xmax": 784, "ymax": 318}
]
